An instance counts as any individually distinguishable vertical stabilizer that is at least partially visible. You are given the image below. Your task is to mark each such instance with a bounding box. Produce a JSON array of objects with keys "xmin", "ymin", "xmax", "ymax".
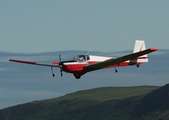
[{"xmin": 133, "ymin": 40, "xmax": 148, "ymax": 63}]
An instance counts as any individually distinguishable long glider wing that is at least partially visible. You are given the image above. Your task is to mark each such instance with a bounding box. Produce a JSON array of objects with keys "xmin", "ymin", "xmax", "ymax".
[
  {"xmin": 84, "ymin": 48, "xmax": 159, "ymax": 71},
  {"xmin": 9, "ymin": 59, "xmax": 60, "ymax": 67}
]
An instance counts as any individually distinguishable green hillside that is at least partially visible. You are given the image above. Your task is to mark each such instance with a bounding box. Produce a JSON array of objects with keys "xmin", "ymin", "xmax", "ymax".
[
  {"xmin": 50, "ymin": 86, "xmax": 158, "ymax": 102},
  {"xmin": 2, "ymin": 85, "xmax": 169, "ymax": 120}
]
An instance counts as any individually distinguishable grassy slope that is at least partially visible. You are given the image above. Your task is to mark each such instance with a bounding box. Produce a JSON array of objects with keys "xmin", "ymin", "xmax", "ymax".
[
  {"xmin": 0, "ymin": 86, "xmax": 159, "ymax": 120},
  {"xmin": 47, "ymin": 86, "xmax": 159, "ymax": 103}
]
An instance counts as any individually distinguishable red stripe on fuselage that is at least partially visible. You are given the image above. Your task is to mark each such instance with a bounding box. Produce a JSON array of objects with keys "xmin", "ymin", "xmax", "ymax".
[
  {"xmin": 62, "ymin": 61, "xmax": 143, "ymax": 73},
  {"xmin": 63, "ymin": 64, "xmax": 86, "ymax": 73}
]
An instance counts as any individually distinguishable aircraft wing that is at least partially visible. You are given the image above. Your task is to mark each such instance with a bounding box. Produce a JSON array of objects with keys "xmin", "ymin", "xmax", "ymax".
[
  {"xmin": 9, "ymin": 59, "xmax": 60, "ymax": 67},
  {"xmin": 84, "ymin": 48, "xmax": 159, "ymax": 71}
]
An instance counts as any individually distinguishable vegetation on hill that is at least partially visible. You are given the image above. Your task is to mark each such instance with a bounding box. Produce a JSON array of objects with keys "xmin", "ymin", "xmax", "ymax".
[{"xmin": 1, "ymin": 84, "xmax": 169, "ymax": 120}]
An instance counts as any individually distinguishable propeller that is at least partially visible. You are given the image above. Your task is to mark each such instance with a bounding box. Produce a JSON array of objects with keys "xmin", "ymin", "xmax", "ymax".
[
  {"xmin": 50, "ymin": 54, "xmax": 63, "ymax": 77},
  {"xmin": 59, "ymin": 54, "xmax": 63, "ymax": 77}
]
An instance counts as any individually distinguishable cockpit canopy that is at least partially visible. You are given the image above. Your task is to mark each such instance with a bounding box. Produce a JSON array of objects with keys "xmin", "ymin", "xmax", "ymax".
[{"xmin": 73, "ymin": 55, "xmax": 90, "ymax": 62}]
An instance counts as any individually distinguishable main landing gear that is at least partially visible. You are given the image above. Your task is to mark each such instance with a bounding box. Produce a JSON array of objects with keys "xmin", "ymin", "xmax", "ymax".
[
  {"xmin": 115, "ymin": 68, "xmax": 118, "ymax": 73},
  {"xmin": 51, "ymin": 67, "xmax": 55, "ymax": 77},
  {"xmin": 74, "ymin": 74, "xmax": 81, "ymax": 79},
  {"xmin": 136, "ymin": 64, "xmax": 140, "ymax": 68},
  {"xmin": 50, "ymin": 54, "xmax": 64, "ymax": 78}
]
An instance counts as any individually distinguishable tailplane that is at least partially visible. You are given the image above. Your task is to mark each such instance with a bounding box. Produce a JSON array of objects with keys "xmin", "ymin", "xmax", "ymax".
[{"xmin": 133, "ymin": 40, "xmax": 148, "ymax": 63}]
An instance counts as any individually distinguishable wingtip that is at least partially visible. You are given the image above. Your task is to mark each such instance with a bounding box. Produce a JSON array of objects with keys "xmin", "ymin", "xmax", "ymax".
[
  {"xmin": 9, "ymin": 59, "xmax": 36, "ymax": 64},
  {"xmin": 9, "ymin": 59, "xmax": 17, "ymax": 62},
  {"xmin": 9, "ymin": 59, "xmax": 14, "ymax": 61},
  {"xmin": 150, "ymin": 48, "xmax": 159, "ymax": 51}
]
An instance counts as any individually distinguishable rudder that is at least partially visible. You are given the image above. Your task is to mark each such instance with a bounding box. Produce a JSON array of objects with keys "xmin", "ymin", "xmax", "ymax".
[{"xmin": 133, "ymin": 40, "xmax": 148, "ymax": 63}]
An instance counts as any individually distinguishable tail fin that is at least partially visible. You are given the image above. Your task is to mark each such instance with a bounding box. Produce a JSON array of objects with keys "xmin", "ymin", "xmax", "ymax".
[{"xmin": 133, "ymin": 40, "xmax": 148, "ymax": 63}]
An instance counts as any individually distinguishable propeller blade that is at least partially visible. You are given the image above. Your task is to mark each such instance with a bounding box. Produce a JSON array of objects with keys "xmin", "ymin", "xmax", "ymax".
[
  {"xmin": 59, "ymin": 54, "xmax": 63, "ymax": 77},
  {"xmin": 59, "ymin": 54, "xmax": 61, "ymax": 62}
]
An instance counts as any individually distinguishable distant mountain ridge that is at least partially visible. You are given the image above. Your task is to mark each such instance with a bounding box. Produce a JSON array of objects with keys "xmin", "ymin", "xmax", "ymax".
[
  {"xmin": 1, "ymin": 49, "xmax": 168, "ymax": 62},
  {"xmin": 1, "ymin": 84, "xmax": 169, "ymax": 120},
  {"xmin": 1, "ymin": 48, "xmax": 168, "ymax": 55}
]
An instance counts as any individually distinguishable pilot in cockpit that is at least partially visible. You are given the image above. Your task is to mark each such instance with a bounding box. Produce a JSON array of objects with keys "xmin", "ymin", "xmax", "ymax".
[
  {"xmin": 79, "ymin": 56, "xmax": 84, "ymax": 61},
  {"xmin": 73, "ymin": 55, "xmax": 87, "ymax": 62}
]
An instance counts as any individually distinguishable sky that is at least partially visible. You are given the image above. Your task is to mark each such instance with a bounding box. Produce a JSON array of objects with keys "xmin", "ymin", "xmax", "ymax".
[
  {"xmin": 0, "ymin": 1, "xmax": 169, "ymax": 110},
  {"xmin": 0, "ymin": 0, "xmax": 169, "ymax": 53}
]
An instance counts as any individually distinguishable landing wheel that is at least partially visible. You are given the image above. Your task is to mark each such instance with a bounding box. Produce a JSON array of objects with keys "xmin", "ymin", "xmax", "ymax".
[
  {"xmin": 74, "ymin": 75, "xmax": 81, "ymax": 79},
  {"xmin": 136, "ymin": 64, "xmax": 140, "ymax": 68}
]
